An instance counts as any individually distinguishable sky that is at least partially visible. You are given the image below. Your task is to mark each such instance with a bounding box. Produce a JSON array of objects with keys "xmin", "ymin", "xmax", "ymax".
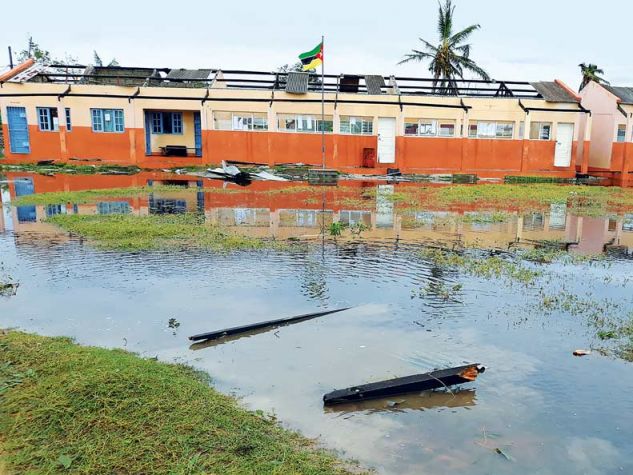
[{"xmin": 1, "ymin": 0, "xmax": 630, "ymax": 89}]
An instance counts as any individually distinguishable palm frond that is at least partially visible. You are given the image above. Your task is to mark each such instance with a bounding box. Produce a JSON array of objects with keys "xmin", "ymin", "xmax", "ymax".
[{"xmin": 449, "ymin": 24, "xmax": 481, "ymax": 47}]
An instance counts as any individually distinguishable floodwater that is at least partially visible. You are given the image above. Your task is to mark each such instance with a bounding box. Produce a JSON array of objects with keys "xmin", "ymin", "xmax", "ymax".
[{"xmin": 2, "ymin": 172, "xmax": 633, "ymax": 475}]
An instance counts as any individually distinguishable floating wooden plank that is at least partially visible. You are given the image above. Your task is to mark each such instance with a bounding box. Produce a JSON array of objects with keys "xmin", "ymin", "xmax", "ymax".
[
  {"xmin": 189, "ymin": 307, "xmax": 351, "ymax": 342},
  {"xmin": 323, "ymin": 364, "xmax": 485, "ymax": 406}
]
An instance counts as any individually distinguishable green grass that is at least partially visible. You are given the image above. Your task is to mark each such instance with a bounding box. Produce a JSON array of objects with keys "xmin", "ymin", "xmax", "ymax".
[
  {"xmin": 0, "ymin": 331, "xmax": 359, "ymax": 474},
  {"xmin": 12, "ymin": 185, "xmax": 190, "ymax": 206},
  {"xmin": 404, "ymin": 184, "xmax": 633, "ymax": 215},
  {"xmin": 419, "ymin": 248, "xmax": 541, "ymax": 285},
  {"xmin": 0, "ymin": 162, "xmax": 141, "ymax": 175},
  {"xmin": 48, "ymin": 214, "xmax": 287, "ymax": 252}
]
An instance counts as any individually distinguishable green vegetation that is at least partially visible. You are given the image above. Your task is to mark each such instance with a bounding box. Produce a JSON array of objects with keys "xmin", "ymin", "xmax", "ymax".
[
  {"xmin": 578, "ymin": 63, "xmax": 609, "ymax": 91},
  {"xmin": 0, "ymin": 331, "xmax": 358, "ymax": 474},
  {"xmin": 12, "ymin": 185, "xmax": 196, "ymax": 206},
  {"xmin": 48, "ymin": 214, "xmax": 286, "ymax": 252},
  {"xmin": 410, "ymin": 183, "xmax": 633, "ymax": 215},
  {"xmin": 0, "ymin": 162, "xmax": 141, "ymax": 176},
  {"xmin": 419, "ymin": 248, "xmax": 541, "ymax": 285},
  {"xmin": 536, "ymin": 290, "xmax": 633, "ymax": 361},
  {"xmin": 399, "ymin": 0, "xmax": 489, "ymax": 92}
]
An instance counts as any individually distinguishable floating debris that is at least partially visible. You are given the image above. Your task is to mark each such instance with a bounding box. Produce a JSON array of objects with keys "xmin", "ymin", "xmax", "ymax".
[
  {"xmin": 323, "ymin": 364, "xmax": 485, "ymax": 406},
  {"xmin": 189, "ymin": 308, "xmax": 351, "ymax": 343}
]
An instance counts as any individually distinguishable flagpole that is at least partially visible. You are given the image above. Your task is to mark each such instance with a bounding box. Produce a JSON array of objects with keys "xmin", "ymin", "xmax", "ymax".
[{"xmin": 321, "ymin": 35, "xmax": 325, "ymax": 170}]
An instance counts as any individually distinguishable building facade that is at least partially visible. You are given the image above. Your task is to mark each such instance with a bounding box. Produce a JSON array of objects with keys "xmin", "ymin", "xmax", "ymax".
[
  {"xmin": 0, "ymin": 60, "xmax": 590, "ymax": 178},
  {"xmin": 579, "ymin": 81, "xmax": 633, "ymax": 185}
]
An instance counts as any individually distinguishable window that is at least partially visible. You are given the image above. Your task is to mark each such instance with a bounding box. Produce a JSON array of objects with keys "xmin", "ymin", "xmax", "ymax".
[
  {"xmin": 340, "ymin": 116, "xmax": 373, "ymax": 135},
  {"xmin": 278, "ymin": 114, "xmax": 333, "ymax": 133},
  {"xmin": 530, "ymin": 122, "xmax": 552, "ymax": 140},
  {"xmin": 213, "ymin": 112, "xmax": 268, "ymax": 131},
  {"xmin": 617, "ymin": 124, "xmax": 627, "ymax": 143},
  {"xmin": 404, "ymin": 119, "xmax": 455, "ymax": 137},
  {"xmin": 91, "ymin": 109, "xmax": 124, "ymax": 133},
  {"xmin": 150, "ymin": 112, "xmax": 183, "ymax": 134},
  {"xmin": 65, "ymin": 108, "xmax": 72, "ymax": 131},
  {"xmin": 37, "ymin": 107, "xmax": 58, "ymax": 131},
  {"xmin": 469, "ymin": 121, "xmax": 514, "ymax": 139}
]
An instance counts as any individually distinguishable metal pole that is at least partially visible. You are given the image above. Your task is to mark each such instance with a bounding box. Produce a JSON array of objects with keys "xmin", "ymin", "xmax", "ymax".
[
  {"xmin": 321, "ymin": 35, "xmax": 325, "ymax": 170},
  {"xmin": 8, "ymin": 46, "xmax": 14, "ymax": 69}
]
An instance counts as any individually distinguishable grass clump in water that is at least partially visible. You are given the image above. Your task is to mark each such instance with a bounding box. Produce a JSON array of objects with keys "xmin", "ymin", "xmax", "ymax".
[
  {"xmin": 12, "ymin": 185, "xmax": 188, "ymax": 206},
  {"xmin": 0, "ymin": 331, "xmax": 358, "ymax": 474},
  {"xmin": 419, "ymin": 248, "xmax": 541, "ymax": 285},
  {"xmin": 48, "ymin": 214, "xmax": 283, "ymax": 252}
]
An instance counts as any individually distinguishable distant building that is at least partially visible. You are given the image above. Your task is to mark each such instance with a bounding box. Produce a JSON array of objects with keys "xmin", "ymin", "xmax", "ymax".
[
  {"xmin": 0, "ymin": 59, "xmax": 590, "ymax": 179},
  {"xmin": 579, "ymin": 81, "xmax": 633, "ymax": 185}
]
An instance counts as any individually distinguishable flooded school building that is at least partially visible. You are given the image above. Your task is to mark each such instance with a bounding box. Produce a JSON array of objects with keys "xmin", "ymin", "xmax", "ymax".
[{"xmin": 5, "ymin": 58, "xmax": 625, "ymax": 180}]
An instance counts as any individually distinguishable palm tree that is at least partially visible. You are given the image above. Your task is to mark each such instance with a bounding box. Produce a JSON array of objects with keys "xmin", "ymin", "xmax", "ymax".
[
  {"xmin": 578, "ymin": 63, "xmax": 609, "ymax": 91},
  {"xmin": 399, "ymin": 0, "xmax": 490, "ymax": 95}
]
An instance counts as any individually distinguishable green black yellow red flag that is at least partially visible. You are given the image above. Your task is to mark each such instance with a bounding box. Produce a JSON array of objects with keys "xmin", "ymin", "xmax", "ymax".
[{"xmin": 299, "ymin": 42, "xmax": 324, "ymax": 71}]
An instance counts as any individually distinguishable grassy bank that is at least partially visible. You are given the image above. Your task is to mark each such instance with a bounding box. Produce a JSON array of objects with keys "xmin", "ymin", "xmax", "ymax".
[
  {"xmin": 0, "ymin": 331, "xmax": 358, "ymax": 474},
  {"xmin": 48, "ymin": 214, "xmax": 285, "ymax": 252}
]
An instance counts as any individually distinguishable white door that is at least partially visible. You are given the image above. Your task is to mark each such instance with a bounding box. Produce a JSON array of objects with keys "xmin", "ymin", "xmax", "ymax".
[
  {"xmin": 554, "ymin": 123, "xmax": 574, "ymax": 167},
  {"xmin": 377, "ymin": 118, "xmax": 396, "ymax": 164}
]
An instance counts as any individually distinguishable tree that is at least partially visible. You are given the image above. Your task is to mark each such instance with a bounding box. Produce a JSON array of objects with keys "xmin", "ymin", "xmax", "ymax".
[
  {"xmin": 93, "ymin": 50, "xmax": 119, "ymax": 67},
  {"xmin": 578, "ymin": 63, "xmax": 609, "ymax": 91},
  {"xmin": 17, "ymin": 36, "xmax": 51, "ymax": 63},
  {"xmin": 399, "ymin": 0, "xmax": 490, "ymax": 95}
]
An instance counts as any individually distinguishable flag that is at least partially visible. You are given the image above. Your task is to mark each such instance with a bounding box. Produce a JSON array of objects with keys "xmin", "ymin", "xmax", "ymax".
[{"xmin": 299, "ymin": 42, "xmax": 323, "ymax": 71}]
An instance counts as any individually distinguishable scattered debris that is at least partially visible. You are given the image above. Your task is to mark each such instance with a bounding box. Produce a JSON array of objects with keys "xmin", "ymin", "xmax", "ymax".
[
  {"xmin": 189, "ymin": 307, "xmax": 352, "ymax": 342},
  {"xmin": 323, "ymin": 364, "xmax": 485, "ymax": 406},
  {"xmin": 573, "ymin": 349, "xmax": 592, "ymax": 357},
  {"xmin": 0, "ymin": 282, "xmax": 19, "ymax": 297},
  {"xmin": 200, "ymin": 161, "xmax": 288, "ymax": 185}
]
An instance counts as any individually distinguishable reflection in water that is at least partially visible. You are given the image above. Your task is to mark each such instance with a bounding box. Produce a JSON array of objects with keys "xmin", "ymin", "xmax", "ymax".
[
  {"xmin": 2, "ymin": 172, "xmax": 633, "ymax": 474},
  {"xmin": 324, "ymin": 389, "xmax": 477, "ymax": 414}
]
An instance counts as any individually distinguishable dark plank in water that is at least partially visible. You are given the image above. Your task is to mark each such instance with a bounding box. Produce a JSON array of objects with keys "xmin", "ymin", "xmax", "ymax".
[
  {"xmin": 323, "ymin": 364, "xmax": 485, "ymax": 406},
  {"xmin": 189, "ymin": 308, "xmax": 352, "ymax": 342}
]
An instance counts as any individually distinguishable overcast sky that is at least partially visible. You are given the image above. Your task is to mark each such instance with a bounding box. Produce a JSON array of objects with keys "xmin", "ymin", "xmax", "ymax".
[{"xmin": 1, "ymin": 0, "xmax": 630, "ymax": 89}]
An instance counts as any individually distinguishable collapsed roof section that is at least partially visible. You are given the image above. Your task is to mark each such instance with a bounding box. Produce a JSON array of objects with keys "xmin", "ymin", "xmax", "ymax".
[{"xmin": 0, "ymin": 61, "xmax": 581, "ymax": 103}]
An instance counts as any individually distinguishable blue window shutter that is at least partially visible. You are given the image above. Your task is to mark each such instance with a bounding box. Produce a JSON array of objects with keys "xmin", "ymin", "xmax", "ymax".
[{"xmin": 7, "ymin": 106, "xmax": 31, "ymax": 153}]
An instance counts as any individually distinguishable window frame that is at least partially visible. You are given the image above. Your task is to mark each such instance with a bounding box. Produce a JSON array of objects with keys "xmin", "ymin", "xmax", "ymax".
[
  {"xmin": 340, "ymin": 116, "xmax": 374, "ymax": 135},
  {"xmin": 616, "ymin": 124, "xmax": 627, "ymax": 143},
  {"xmin": 277, "ymin": 114, "xmax": 333, "ymax": 134},
  {"xmin": 36, "ymin": 107, "xmax": 59, "ymax": 132},
  {"xmin": 91, "ymin": 108, "xmax": 125, "ymax": 133},
  {"xmin": 469, "ymin": 121, "xmax": 515, "ymax": 140},
  {"xmin": 150, "ymin": 111, "xmax": 183, "ymax": 135},
  {"xmin": 530, "ymin": 122, "xmax": 552, "ymax": 141},
  {"xmin": 404, "ymin": 119, "xmax": 456, "ymax": 138},
  {"xmin": 213, "ymin": 111, "xmax": 268, "ymax": 131},
  {"xmin": 65, "ymin": 108, "xmax": 72, "ymax": 132}
]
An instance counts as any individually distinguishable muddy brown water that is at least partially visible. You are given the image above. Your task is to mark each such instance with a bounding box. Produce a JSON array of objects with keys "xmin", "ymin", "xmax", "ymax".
[{"xmin": 1, "ymin": 173, "xmax": 633, "ymax": 474}]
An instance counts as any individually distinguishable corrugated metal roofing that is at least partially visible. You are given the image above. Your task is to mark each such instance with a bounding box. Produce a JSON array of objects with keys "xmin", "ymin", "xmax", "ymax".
[
  {"xmin": 603, "ymin": 86, "xmax": 633, "ymax": 105},
  {"xmin": 82, "ymin": 66, "xmax": 158, "ymax": 86},
  {"xmin": 285, "ymin": 72, "xmax": 309, "ymax": 94},
  {"xmin": 365, "ymin": 75, "xmax": 385, "ymax": 95},
  {"xmin": 165, "ymin": 69, "xmax": 213, "ymax": 81},
  {"xmin": 530, "ymin": 81, "xmax": 578, "ymax": 103}
]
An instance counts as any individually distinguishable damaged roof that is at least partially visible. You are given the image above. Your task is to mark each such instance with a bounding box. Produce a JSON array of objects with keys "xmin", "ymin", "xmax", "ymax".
[
  {"xmin": 81, "ymin": 66, "xmax": 161, "ymax": 87},
  {"xmin": 1, "ymin": 60, "xmax": 582, "ymax": 103},
  {"xmin": 602, "ymin": 86, "xmax": 633, "ymax": 105},
  {"xmin": 530, "ymin": 82, "xmax": 579, "ymax": 103}
]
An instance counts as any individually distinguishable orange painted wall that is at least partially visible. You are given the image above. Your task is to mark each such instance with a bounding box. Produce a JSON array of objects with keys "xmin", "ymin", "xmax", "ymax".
[
  {"xmin": 524, "ymin": 141, "xmax": 556, "ymax": 171},
  {"xmin": 1, "ymin": 126, "xmax": 582, "ymax": 178},
  {"xmin": 396, "ymin": 137, "xmax": 462, "ymax": 171},
  {"xmin": 64, "ymin": 126, "xmax": 133, "ymax": 164},
  {"xmin": 465, "ymin": 139, "xmax": 524, "ymax": 171}
]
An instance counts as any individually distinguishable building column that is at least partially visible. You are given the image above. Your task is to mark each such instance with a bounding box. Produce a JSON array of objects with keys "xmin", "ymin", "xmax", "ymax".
[
  {"xmin": 520, "ymin": 113, "xmax": 531, "ymax": 173},
  {"xmin": 580, "ymin": 114, "xmax": 592, "ymax": 174}
]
